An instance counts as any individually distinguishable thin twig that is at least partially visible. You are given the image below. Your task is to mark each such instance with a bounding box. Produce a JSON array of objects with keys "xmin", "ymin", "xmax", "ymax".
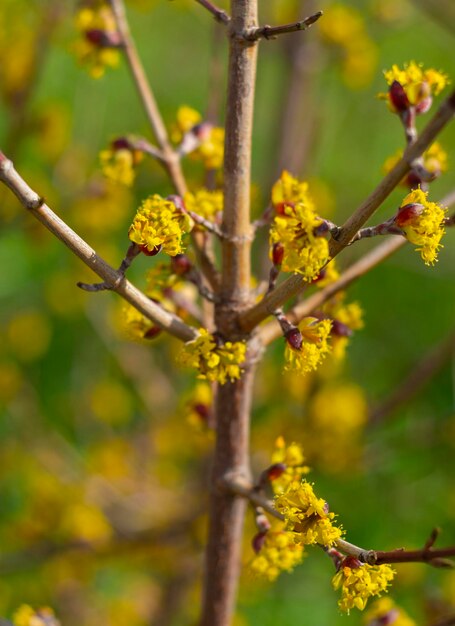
[
  {"xmin": 0, "ymin": 151, "xmax": 198, "ymax": 343},
  {"xmin": 107, "ymin": 0, "xmax": 220, "ymax": 291},
  {"xmin": 224, "ymin": 476, "xmax": 455, "ymax": 567},
  {"xmin": 194, "ymin": 0, "xmax": 231, "ymax": 24},
  {"xmin": 244, "ymin": 11, "xmax": 323, "ymax": 41},
  {"xmin": 238, "ymin": 90, "xmax": 455, "ymax": 332}
]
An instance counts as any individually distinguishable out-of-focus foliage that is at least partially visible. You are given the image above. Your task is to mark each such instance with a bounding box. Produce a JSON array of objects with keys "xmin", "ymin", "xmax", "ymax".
[{"xmin": 0, "ymin": 0, "xmax": 454, "ymax": 625}]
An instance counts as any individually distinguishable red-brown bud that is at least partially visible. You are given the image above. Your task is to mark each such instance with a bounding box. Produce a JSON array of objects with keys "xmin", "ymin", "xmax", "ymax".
[
  {"xmin": 285, "ymin": 328, "xmax": 303, "ymax": 351},
  {"xmin": 143, "ymin": 326, "xmax": 162, "ymax": 340},
  {"xmin": 171, "ymin": 254, "xmax": 192, "ymax": 275},
  {"xmin": 111, "ymin": 137, "xmax": 132, "ymax": 151},
  {"xmin": 252, "ymin": 532, "xmax": 267, "ymax": 554},
  {"xmin": 140, "ymin": 244, "xmax": 162, "ymax": 257},
  {"xmin": 388, "ymin": 80, "xmax": 410, "ymax": 112},
  {"xmin": 192, "ymin": 122, "xmax": 213, "ymax": 141},
  {"xmin": 272, "ymin": 242, "xmax": 284, "ymax": 267},
  {"xmin": 395, "ymin": 202, "xmax": 424, "ymax": 227},
  {"xmin": 330, "ymin": 319, "xmax": 352, "ymax": 338},
  {"xmin": 274, "ymin": 201, "xmax": 295, "ymax": 215},
  {"xmin": 341, "ymin": 556, "xmax": 362, "ymax": 570},
  {"xmin": 193, "ymin": 402, "xmax": 211, "ymax": 422},
  {"xmin": 266, "ymin": 462, "xmax": 287, "ymax": 481},
  {"xmin": 85, "ymin": 29, "xmax": 121, "ymax": 48}
]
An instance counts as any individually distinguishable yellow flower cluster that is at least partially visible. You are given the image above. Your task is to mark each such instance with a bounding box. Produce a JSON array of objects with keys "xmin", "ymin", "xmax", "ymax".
[
  {"xmin": 275, "ymin": 479, "xmax": 343, "ymax": 547},
  {"xmin": 172, "ymin": 106, "xmax": 225, "ymax": 170},
  {"xmin": 395, "ymin": 188, "xmax": 447, "ymax": 265},
  {"xmin": 128, "ymin": 194, "xmax": 194, "ymax": 256},
  {"xmin": 322, "ymin": 294, "xmax": 364, "ymax": 360},
  {"xmin": 364, "ymin": 597, "xmax": 416, "ymax": 626},
  {"xmin": 74, "ymin": 4, "xmax": 120, "ymax": 78},
  {"xmin": 100, "ymin": 143, "xmax": 143, "ymax": 186},
  {"xmin": 180, "ymin": 328, "xmax": 247, "ymax": 385},
  {"xmin": 380, "ymin": 61, "xmax": 449, "ymax": 112},
  {"xmin": 250, "ymin": 529, "xmax": 305, "ymax": 581},
  {"xmin": 185, "ymin": 382, "xmax": 213, "ymax": 430},
  {"xmin": 184, "ymin": 188, "xmax": 223, "ymax": 223},
  {"xmin": 270, "ymin": 437, "xmax": 310, "ymax": 494},
  {"xmin": 332, "ymin": 559, "xmax": 395, "ymax": 612},
  {"xmin": 382, "ymin": 143, "xmax": 448, "ymax": 185},
  {"xmin": 13, "ymin": 605, "xmax": 59, "ymax": 626},
  {"xmin": 284, "ymin": 318, "xmax": 332, "ymax": 375},
  {"xmin": 121, "ymin": 303, "xmax": 163, "ymax": 342},
  {"xmin": 318, "ymin": 4, "xmax": 377, "ymax": 89},
  {"xmin": 270, "ymin": 172, "xmax": 329, "ymax": 280},
  {"xmin": 145, "ymin": 262, "xmax": 182, "ymax": 299}
]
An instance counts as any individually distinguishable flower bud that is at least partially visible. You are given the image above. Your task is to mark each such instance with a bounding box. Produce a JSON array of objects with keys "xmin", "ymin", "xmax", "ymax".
[
  {"xmin": 144, "ymin": 326, "xmax": 162, "ymax": 340},
  {"xmin": 394, "ymin": 202, "xmax": 424, "ymax": 227},
  {"xmin": 111, "ymin": 137, "xmax": 132, "ymax": 151},
  {"xmin": 85, "ymin": 29, "xmax": 121, "ymax": 48},
  {"xmin": 330, "ymin": 319, "xmax": 352, "ymax": 338},
  {"xmin": 140, "ymin": 244, "xmax": 162, "ymax": 257},
  {"xmin": 192, "ymin": 122, "xmax": 213, "ymax": 141},
  {"xmin": 340, "ymin": 556, "xmax": 362, "ymax": 570},
  {"xmin": 266, "ymin": 462, "xmax": 287, "ymax": 481},
  {"xmin": 193, "ymin": 402, "xmax": 211, "ymax": 422},
  {"xmin": 272, "ymin": 242, "xmax": 284, "ymax": 267},
  {"xmin": 275, "ymin": 201, "xmax": 295, "ymax": 215},
  {"xmin": 285, "ymin": 328, "xmax": 303, "ymax": 352},
  {"xmin": 252, "ymin": 531, "xmax": 267, "ymax": 554},
  {"xmin": 171, "ymin": 254, "xmax": 192, "ymax": 275},
  {"xmin": 388, "ymin": 80, "xmax": 410, "ymax": 112}
]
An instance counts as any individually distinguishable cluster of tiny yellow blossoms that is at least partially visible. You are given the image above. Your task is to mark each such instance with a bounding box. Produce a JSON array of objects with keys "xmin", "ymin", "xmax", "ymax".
[
  {"xmin": 250, "ymin": 528, "xmax": 305, "ymax": 581},
  {"xmin": 332, "ymin": 558, "xmax": 395, "ymax": 612},
  {"xmin": 380, "ymin": 61, "xmax": 449, "ymax": 112},
  {"xmin": 13, "ymin": 605, "xmax": 60, "ymax": 626},
  {"xmin": 121, "ymin": 303, "xmax": 163, "ymax": 342},
  {"xmin": 74, "ymin": 3, "xmax": 120, "ymax": 78},
  {"xmin": 172, "ymin": 106, "xmax": 224, "ymax": 170},
  {"xmin": 395, "ymin": 188, "xmax": 447, "ymax": 265},
  {"xmin": 382, "ymin": 142, "xmax": 448, "ymax": 185},
  {"xmin": 179, "ymin": 328, "xmax": 247, "ymax": 385},
  {"xmin": 270, "ymin": 171, "xmax": 329, "ymax": 280},
  {"xmin": 275, "ymin": 479, "xmax": 343, "ymax": 547},
  {"xmin": 185, "ymin": 382, "xmax": 212, "ymax": 430},
  {"xmin": 270, "ymin": 437, "xmax": 310, "ymax": 494},
  {"xmin": 314, "ymin": 260, "xmax": 340, "ymax": 287},
  {"xmin": 100, "ymin": 142, "xmax": 143, "ymax": 186},
  {"xmin": 321, "ymin": 294, "xmax": 364, "ymax": 360},
  {"xmin": 184, "ymin": 189, "xmax": 223, "ymax": 223},
  {"xmin": 284, "ymin": 318, "xmax": 332, "ymax": 375},
  {"xmin": 128, "ymin": 195, "xmax": 194, "ymax": 256},
  {"xmin": 363, "ymin": 597, "xmax": 416, "ymax": 626},
  {"xmin": 318, "ymin": 4, "xmax": 378, "ymax": 89},
  {"xmin": 145, "ymin": 262, "xmax": 182, "ymax": 299}
]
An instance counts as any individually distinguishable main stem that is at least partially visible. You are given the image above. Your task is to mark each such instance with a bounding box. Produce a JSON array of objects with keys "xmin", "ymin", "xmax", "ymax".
[{"xmin": 200, "ymin": 1, "xmax": 258, "ymax": 625}]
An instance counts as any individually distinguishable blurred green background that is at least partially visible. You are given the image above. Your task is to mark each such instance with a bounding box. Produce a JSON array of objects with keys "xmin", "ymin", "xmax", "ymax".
[{"xmin": 0, "ymin": 0, "xmax": 454, "ymax": 625}]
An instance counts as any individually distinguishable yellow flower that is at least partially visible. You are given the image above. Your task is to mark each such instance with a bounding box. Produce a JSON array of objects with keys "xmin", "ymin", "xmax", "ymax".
[
  {"xmin": 250, "ymin": 528, "xmax": 305, "ymax": 581},
  {"xmin": 185, "ymin": 382, "xmax": 213, "ymax": 429},
  {"xmin": 171, "ymin": 105, "xmax": 202, "ymax": 143},
  {"xmin": 145, "ymin": 262, "xmax": 182, "ymax": 300},
  {"xmin": 194, "ymin": 126, "xmax": 225, "ymax": 170},
  {"xmin": 270, "ymin": 172, "xmax": 329, "ymax": 279},
  {"xmin": 379, "ymin": 61, "xmax": 449, "ymax": 112},
  {"xmin": 382, "ymin": 143, "xmax": 448, "ymax": 186},
  {"xmin": 184, "ymin": 188, "xmax": 223, "ymax": 223},
  {"xmin": 74, "ymin": 5, "xmax": 120, "ymax": 79},
  {"xmin": 129, "ymin": 194, "xmax": 194, "ymax": 256},
  {"xmin": 100, "ymin": 140, "xmax": 143, "ymax": 186},
  {"xmin": 284, "ymin": 318, "xmax": 332, "ymax": 375},
  {"xmin": 270, "ymin": 437, "xmax": 310, "ymax": 494},
  {"xmin": 332, "ymin": 558, "xmax": 395, "ymax": 613},
  {"xmin": 364, "ymin": 597, "xmax": 416, "ymax": 626},
  {"xmin": 179, "ymin": 328, "xmax": 246, "ymax": 385},
  {"xmin": 13, "ymin": 605, "xmax": 60, "ymax": 626},
  {"xmin": 121, "ymin": 303, "xmax": 162, "ymax": 341},
  {"xmin": 394, "ymin": 188, "xmax": 447, "ymax": 265},
  {"xmin": 275, "ymin": 480, "xmax": 343, "ymax": 547}
]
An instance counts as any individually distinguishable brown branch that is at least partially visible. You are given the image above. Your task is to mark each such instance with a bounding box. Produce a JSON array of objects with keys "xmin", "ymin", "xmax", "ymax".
[
  {"xmin": 0, "ymin": 151, "xmax": 197, "ymax": 343},
  {"xmin": 238, "ymin": 90, "xmax": 455, "ymax": 332},
  {"xmin": 107, "ymin": 0, "xmax": 220, "ymax": 292},
  {"xmin": 195, "ymin": 0, "xmax": 231, "ymax": 25},
  {"xmin": 244, "ymin": 11, "xmax": 323, "ymax": 41},
  {"xmin": 200, "ymin": 2, "xmax": 259, "ymax": 624},
  {"xmin": 369, "ymin": 327, "xmax": 455, "ymax": 425},
  {"xmin": 225, "ymin": 477, "xmax": 455, "ymax": 568}
]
